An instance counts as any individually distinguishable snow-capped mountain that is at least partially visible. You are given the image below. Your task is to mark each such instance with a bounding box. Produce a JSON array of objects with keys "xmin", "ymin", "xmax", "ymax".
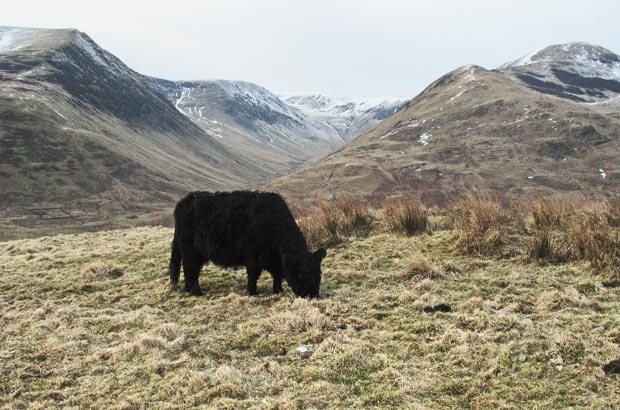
[
  {"xmin": 150, "ymin": 80, "xmax": 407, "ymax": 175},
  {"xmin": 283, "ymin": 94, "xmax": 407, "ymax": 141},
  {"xmin": 150, "ymin": 79, "xmax": 344, "ymax": 171},
  {"xmin": 498, "ymin": 42, "xmax": 620, "ymax": 105},
  {"xmin": 0, "ymin": 26, "xmax": 266, "ymax": 236}
]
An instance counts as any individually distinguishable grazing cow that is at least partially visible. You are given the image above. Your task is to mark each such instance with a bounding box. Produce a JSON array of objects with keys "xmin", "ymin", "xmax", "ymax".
[{"xmin": 169, "ymin": 191, "xmax": 326, "ymax": 298}]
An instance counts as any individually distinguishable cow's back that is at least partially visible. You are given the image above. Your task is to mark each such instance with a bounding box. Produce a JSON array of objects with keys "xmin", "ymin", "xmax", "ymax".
[{"xmin": 174, "ymin": 191, "xmax": 294, "ymax": 268}]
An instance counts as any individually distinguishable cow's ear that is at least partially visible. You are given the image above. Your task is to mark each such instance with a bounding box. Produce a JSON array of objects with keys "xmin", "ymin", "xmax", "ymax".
[{"xmin": 314, "ymin": 248, "xmax": 327, "ymax": 262}]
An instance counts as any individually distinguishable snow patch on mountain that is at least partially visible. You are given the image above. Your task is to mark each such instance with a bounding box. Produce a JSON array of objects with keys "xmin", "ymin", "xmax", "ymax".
[
  {"xmin": 418, "ymin": 132, "xmax": 432, "ymax": 145},
  {"xmin": 283, "ymin": 93, "xmax": 407, "ymax": 141},
  {"xmin": 0, "ymin": 27, "xmax": 32, "ymax": 52},
  {"xmin": 74, "ymin": 32, "xmax": 109, "ymax": 67}
]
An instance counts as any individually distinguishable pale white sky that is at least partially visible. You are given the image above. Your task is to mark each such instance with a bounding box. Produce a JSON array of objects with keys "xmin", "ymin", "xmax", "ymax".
[{"xmin": 4, "ymin": 0, "xmax": 620, "ymax": 99}]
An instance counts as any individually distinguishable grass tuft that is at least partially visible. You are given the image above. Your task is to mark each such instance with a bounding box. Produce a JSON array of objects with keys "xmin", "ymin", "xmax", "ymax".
[
  {"xmin": 382, "ymin": 199, "xmax": 430, "ymax": 236},
  {"xmin": 451, "ymin": 194, "xmax": 516, "ymax": 256},
  {"xmin": 394, "ymin": 253, "xmax": 445, "ymax": 281},
  {"xmin": 81, "ymin": 260, "xmax": 125, "ymax": 279},
  {"xmin": 298, "ymin": 195, "xmax": 374, "ymax": 248}
]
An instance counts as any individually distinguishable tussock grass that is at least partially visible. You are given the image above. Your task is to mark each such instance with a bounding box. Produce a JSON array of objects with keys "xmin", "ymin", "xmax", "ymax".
[
  {"xmin": 526, "ymin": 227, "xmax": 574, "ymax": 263},
  {"xmin": 382, "ymin": 199, "xmax": 430, "ymax": 236},
  {"xmin": 2, "ymin": 203, "xmax": 620, "ymax": 408},
  {"xmin": 298, "ymin": 195, "xmax": 374, "ymax": 248},
  {"xmin": 570, "ymin": 204, "xmax": 620, "ymax": 279},
  {"xmin": 525, "ymin": 198, "xmax": 576, "ymax": 263},
  {"xmin": 529, "ymin": 197, "xmax": 572, "ymax": 230},
  {"xmin": 394, "ymin": 253, "xmax": 447, "ymax": 281},
  {"xmin": 607, "ymin": 200, "xmax": 620, "ymax": 228},
  {"xmin": 451, "ymin": 195, "xmax": 518, "ymax": 257},
  {"xmin": 523, "ymin": 199, "xmax": 620, "ymax": 280}
]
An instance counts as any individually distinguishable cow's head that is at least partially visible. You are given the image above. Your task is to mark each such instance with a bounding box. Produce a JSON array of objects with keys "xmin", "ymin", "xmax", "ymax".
[{"xmin": 282, "ymin": 248, "xmax": 326, "ymax": 298}]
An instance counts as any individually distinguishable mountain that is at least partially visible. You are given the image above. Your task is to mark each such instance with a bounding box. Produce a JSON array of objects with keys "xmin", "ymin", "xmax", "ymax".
[
  {"xmin": 149, "ymin": 82, "xmax": 406, "ymax": 178},
  {"xmin": 498, "ymin": 42, "xmax": 620, "ymax": 106},
  {"xmin": 283, "ymin": 94, "xmax": 407, "ymax": 141},
  {"xmin": 267, "ymin": 51, "xmax": 620, "ymax": 204},
  {"xmin": 0, "ymin": 26, "xmax": 407, "ymax": 238},
  {"xmin": 0, "ymin": 26, "xmax": 265, "ymax": 238},
  {"xmin": 150, "ymin": 79, "xmax": 344, "ymax": 178}
]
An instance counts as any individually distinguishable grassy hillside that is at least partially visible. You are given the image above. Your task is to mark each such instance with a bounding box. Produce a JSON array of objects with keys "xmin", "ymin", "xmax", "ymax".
[
  {"xmin": 2, "ymin": 203, "xmax": 619, "ymax": 409},
  {"xmin": 267, "ymin": 66, "xmax": 620, "ymax": 205}
]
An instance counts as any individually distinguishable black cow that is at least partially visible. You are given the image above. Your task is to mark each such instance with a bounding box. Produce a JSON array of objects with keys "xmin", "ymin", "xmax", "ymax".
[{"xmin": 169, "ymin": 191, "xmax": 326, "ymax": 298}]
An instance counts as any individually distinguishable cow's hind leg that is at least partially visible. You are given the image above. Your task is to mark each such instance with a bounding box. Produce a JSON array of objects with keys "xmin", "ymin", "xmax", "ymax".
[
  {"xmin": 246, "ymin": 265, "xmax": 262, "ymax": 296},
  {"xmin": 182, "ymin": 249, "xmax": 204, "ymax": 296}
]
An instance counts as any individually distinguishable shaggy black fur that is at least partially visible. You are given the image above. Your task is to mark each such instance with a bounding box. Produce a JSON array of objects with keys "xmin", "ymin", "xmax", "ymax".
[{"xmin": 169, "ymin": 191, "xmax": 326, "ymax": 298}]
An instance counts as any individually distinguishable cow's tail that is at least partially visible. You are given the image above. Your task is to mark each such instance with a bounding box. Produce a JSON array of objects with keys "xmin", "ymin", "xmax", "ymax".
[{"xmin": 169, "ymin": 236, "xmax": 181, "ymax": 288}]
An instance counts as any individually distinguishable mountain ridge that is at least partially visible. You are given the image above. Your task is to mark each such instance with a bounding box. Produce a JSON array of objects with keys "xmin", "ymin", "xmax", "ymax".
[{"xmin": 0, "ymin": 26, "xmax": 267, "ymax": 238}]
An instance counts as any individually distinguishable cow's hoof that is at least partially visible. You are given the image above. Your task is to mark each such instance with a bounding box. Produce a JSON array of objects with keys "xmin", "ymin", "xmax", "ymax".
[{"xmin": 190, "ymin": 286, "xmax": 204, "ymax": 296}]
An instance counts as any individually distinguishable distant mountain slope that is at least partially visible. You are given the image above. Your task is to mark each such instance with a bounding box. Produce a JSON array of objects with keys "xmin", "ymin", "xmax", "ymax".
[
  {"xmin": 498, "ymin": 42, "xmax": 620, "ymax": 106},
  {"xmin": 283, "ymin": 94, "xmax": 406, "ymax": 141},
  {"xmin": 149, "ymin": 81, "xmax": 407, "ymax": 178},
  {"xmin": 150, "ymin": 79, "xmax": 344, "ymax": 178},
  {"xmin": 268, "ymin": 62, "xmax": 620, "ymax": 204},
  {"xmin": 0, "ymin": 26, "xmax": 265, "ymax": 237}
]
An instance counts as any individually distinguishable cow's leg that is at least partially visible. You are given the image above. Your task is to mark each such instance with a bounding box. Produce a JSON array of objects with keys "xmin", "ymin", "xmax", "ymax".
[
  {"xmin": 246, "ymin": 265, "xmax": 262, "ymax": 296},
  {"xmin": 182, "ymin": 249, "xmax": 204, "ymax": 296},
  {"xmin": 271, "ymin": 268, "xmax": 283, "ymax": 294}
]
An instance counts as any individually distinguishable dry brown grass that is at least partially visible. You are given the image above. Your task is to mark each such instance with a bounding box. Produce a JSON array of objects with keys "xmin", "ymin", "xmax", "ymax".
[
  {"xmin": 298, "ymin": 195, "xmax": 374, "ymax": 248},
  {"xmin": 451, "ymin": 195, "xmax": 518, "ymax": 257},
  {"xmin": 529, "ymin": 197, "xmax": 572, "ymax": 230},
  {"xmin": 393, "ymin": 253, "xmax": 448, "ymax": 281},
  {"xmin": 607, "ymin": 200, "xmax": 620, "ymax": 228},
  {"xmin": 524, "ymin": 200, "xmax": 620, "ymax": 279},
  {"xmin": 526, "ymin": 228, "xmax": 574, "ymax": 263},
  {"xmin": 525, "ymin": 198, "xmax": 576, "ymax": 263},
  {"xmin": 570, "ymin": 204, "xmax": 620, "ymax": 279},
  {"xmin": 382, "ymin": 199, "xmax": 430, "ymax": 236},
  {"xmin": 3, "ymin": 200, "xmax": 620, "ymax": 409},
  {"xmin": 297, "ymin": 195, "xmax": 620, "ymax": 280}
]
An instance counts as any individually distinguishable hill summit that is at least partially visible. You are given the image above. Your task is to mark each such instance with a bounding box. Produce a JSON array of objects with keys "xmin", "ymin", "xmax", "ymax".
[{"xmin": 498, "ymin": 42, "xmax": 620, "ymax": 104}]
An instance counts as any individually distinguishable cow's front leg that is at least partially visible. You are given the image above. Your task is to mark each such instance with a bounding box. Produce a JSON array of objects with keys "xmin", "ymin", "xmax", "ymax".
[
  {"xmin": 272, "ymin": 270, "xmax": 283, "ymax": 294},
  {"xmin": 246, "ymin": 265, "xmax": 261, "ymax": 296}
]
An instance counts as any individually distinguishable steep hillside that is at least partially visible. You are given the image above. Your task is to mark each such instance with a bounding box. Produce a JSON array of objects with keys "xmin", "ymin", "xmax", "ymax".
[
  {"xmin": 0, "ymin": 27, "xmax": 265, "ymax": 238},
  {"xmin": 150, "ymin": 79, "xmax": 344, "ymax": 177},
  {"xmin": 283, "ymin": 94, "xmax": 406, "ymax": 141},
  {"xmin": 268, "ymin": 63, "xmax": 620, "ymax": 204}
]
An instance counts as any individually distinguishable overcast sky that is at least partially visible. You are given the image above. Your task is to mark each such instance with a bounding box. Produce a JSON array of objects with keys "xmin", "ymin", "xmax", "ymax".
[{"xmin": 4, "ymin": 0, "xmax": 620, "ymax": 100}]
